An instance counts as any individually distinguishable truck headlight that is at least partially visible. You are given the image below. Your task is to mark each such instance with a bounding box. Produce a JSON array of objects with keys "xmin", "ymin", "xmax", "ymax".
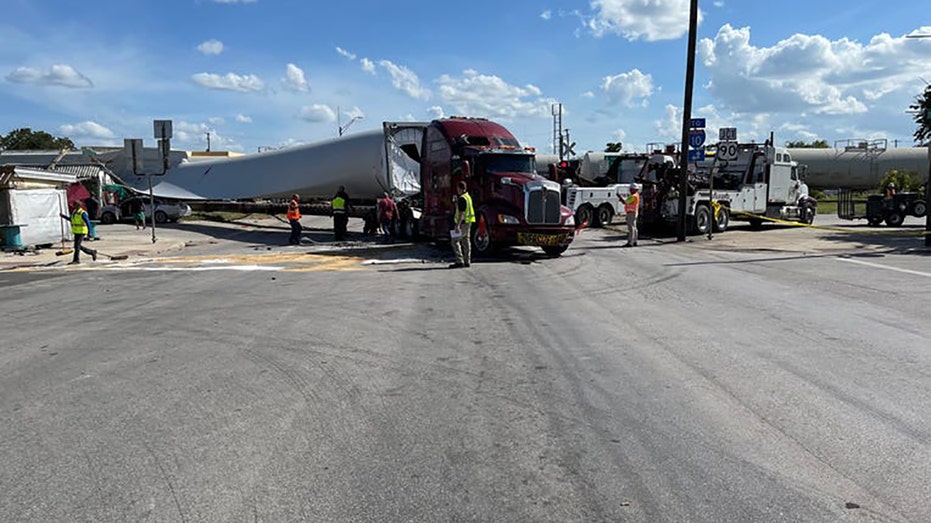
[
  {"xmin": 497, "ymin": 214, "xmax": 520, "ymax": 224},
  {"xmin": 564, "ymin": 215, "xmax": 575, "ymax": 227}
]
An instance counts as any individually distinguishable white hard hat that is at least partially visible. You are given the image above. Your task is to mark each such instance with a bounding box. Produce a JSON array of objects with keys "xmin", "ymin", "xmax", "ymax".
[{"xmin": 629, "ymin": 183, "xmax": 640, "ymax": 191}]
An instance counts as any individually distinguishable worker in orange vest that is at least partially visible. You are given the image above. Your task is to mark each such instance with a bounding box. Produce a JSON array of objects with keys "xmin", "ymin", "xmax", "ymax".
[
  {"xmin": 622, "ymin": 183, "xmax": 641, "ymax": 247},
  {"xmin": 286, "ymin": 194, "xmax": 302, "ymax": 245}
]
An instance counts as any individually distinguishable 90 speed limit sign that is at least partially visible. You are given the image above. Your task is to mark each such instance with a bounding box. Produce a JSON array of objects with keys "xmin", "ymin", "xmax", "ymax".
[{"xmin": 716, "ymin": 141, "xmax": 739, "ymax": 161}]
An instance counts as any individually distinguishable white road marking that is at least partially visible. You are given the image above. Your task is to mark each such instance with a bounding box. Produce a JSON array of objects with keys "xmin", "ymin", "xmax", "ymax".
[{"xmin": 838, "ymin": 257, "xmax": 931, "ymax": 278}]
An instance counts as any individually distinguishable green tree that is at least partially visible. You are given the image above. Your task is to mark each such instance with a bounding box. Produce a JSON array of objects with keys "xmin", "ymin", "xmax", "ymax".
[
  {"xmin": 879, "ymin": 169, "xmax": 924, "ymax": 194},
  {"xmin": 910, "ymin": 84, "xmax": 931, "ymax": 146},
  {"xmin": 785, "ymin": 139, "xmax": 830, "ymax": 148},
  {"xmin": 0, "ymin": 128, "xmax": 75, "ymax": 151},
  {"xmin": 604, "ymin": 142, "xmax": 623, "ymax": 153}
]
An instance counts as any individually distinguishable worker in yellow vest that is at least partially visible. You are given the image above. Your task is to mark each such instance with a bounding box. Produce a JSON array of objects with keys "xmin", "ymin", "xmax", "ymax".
[
  {"xmin": 622, "ymin": 183, "xmax": 641, "ymax": 247},
  {"xmin": 450, "ymin": 181, "xmax": 475, "ymax": 268},
  {"xmin": 286, "ymin": 194, "xmax": 302, "ymax": 245},
  {"xmin": 332, "ymin": 186, "xmax": 350, "ymax": 241},
  {"xmin": 60, "ymin": 200, "xmax": 98, "ymax": 264}
]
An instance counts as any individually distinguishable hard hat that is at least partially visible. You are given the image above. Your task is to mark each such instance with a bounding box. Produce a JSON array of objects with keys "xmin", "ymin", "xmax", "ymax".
[
  {"xmin": 887, "ymin": 182, "xmax": 895, "ymax": 188},
  {"xmin": 629, "ymin": 183, "xmax": 640, "ymax": 191}
]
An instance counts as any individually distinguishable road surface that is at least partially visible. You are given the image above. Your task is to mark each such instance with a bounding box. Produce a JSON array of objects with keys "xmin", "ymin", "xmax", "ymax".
[{"xmin": 1, "ymin": 223, "xmax": 929, "ymax": 522}]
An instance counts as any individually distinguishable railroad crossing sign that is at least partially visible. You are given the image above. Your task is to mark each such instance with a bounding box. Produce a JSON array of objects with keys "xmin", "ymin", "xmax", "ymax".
[
  {"xmin": 688, "ymin": 130, "xmax": 706, "ymax": 149},
  {"xmin": 716, "ymin": 141, "xmax": 739, "ymax": 161}
]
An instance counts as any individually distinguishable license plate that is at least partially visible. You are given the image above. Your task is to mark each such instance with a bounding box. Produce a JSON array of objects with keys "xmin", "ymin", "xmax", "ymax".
[{"xmin": 517, "ymin": 232, "xmax": 566, "ymax": 246}]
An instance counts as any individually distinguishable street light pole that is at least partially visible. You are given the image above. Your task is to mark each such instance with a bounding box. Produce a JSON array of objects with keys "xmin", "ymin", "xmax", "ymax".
[{"xmin": 676, "ymin": 0, "xmax": 700, "ymax": 242}]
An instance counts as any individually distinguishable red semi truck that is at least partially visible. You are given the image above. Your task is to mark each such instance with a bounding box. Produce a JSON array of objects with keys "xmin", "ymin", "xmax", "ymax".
[{"xmin": 416, "ymin": 117, "xmax": 577, "ymax": 256}]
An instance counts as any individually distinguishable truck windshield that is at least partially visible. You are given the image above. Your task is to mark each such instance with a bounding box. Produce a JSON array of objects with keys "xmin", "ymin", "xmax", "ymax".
[{"xmin": 480, "ymin": 154, "xmax": 535, "ymax": 175}]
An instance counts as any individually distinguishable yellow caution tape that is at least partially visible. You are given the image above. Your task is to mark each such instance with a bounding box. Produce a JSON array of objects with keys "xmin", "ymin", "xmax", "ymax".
[{"xmin": 728, "ymin": 209, "xmax": 931, "ymax": 236}]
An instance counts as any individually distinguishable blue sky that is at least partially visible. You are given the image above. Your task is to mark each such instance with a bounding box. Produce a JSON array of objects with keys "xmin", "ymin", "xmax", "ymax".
[{"xmin": 2, "ymin": 0, "xmax": 929, "ymax": 156}]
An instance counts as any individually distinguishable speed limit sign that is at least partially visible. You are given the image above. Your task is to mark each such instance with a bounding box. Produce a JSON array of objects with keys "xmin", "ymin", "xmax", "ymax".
[{"xmin": 717, "ymin": 142, "xmax": 739, "ymax": 161}]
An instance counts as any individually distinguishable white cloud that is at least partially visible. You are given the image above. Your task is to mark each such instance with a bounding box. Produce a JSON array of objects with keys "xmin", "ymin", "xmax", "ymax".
[
  {"xmin": 602, "ymin": 69, "xmax": 654, "ymax": 107},
  {"xmin": 427, "ymin": 106, "xmax": 446, "ymax": 119},
  {"xmin": 6, "ymin": 64, "xmax": 94, "ymax": 88},
  {"xmin": 654, "ymin": 104, "xmax": 682, "ymax": 140},
  {"xmin": 713, "ymin": 1, "xmax": 724, "ymax": 6},
  {"xmin": 378, "ymin": 60, "xmax": 430, "ymax": 100},
  {"xmin": 540, "ymin": 10, "xmax": 552, "ymax": 20},
  {"xmin": 208, "ymin": 116, "xmax": 225, "ymax": 125},
  {"xmin": 59, "ymin": 121, "xmax": 115, "ymax": 140},
  {"xmin": 360, "ymin": 58, "xmax": 376, "ymax": 75},
  {"xmin": 172, "ymin": 121, "xmax": 241, "ymax": 151},
  {"xmin": 191, "ymin": 72, "xmax": 265, "ymax": 92},
  {"xmin": 588, "ymin": 0, "xmax": 699, "ymax": 41},
  {"xmin": 282, "ymin": 63, "xmax": 309, "ymax": 92},
  {"xmin": 336, "ymin": 47, "xmax": 357, "ymax": 60},
  {"xmin": 582, "ymin": 91, "xmax": 595, "ymax": 98},
  {"xmin": 235, "ymin": 114, "xmax": 252, "ymax": 123},
  {"xmin": 197, "ymin": 39, "xmax": 224, "ymax": 55},
  {"xmin": 437, "ymin": 69, "xmax": 555, "ymax": 120},
  {"xmin": 300, "ymin": 104, "xmax": 336, "ymax": 123},
  {"xmin": 697, "ymin": 24, "xmax": 931, "ymax": 117}
]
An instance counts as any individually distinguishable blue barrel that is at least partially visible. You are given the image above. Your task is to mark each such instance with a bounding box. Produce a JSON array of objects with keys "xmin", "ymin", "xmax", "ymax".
[{"xmin": 1, "ymin": 225, "xmax": 25, "ymax": 248}]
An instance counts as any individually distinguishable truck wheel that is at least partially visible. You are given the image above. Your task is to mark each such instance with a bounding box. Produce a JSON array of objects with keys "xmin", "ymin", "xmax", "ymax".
[
  {"xmin": 694, "ymin": 204, "xmax": 712, "ymax": 235},
  {"xmin": 913, "ymin": 201, "xmax": 927, "ymax": 218},
  {"xmin": 799, "ymin": 203, "xmax": 816, "ymax": 225},
  {"xmin": 885, "ymin": 212, "xmax": 904, "ymax": 227},
  {"xmin": 576, "ymin": 205, "xmax": 594, "ymax": 228},
  {"xmin": 470, "ymin": 214, "xmax": 495, "ymax": 255},
  {"xmin": 100, "ymin": 211, "xmax": 116, "ymax": 224},
  {"xmin": 154, "ymin": 210, "xmax": 168, "ymax": 224},
  {"xmin": 867, "ymin": 215, "xmax": 883, "ymax": 226},
  {"xmin": 542, "ymin": 245, "xmax": 569, "ymax": 256},
  {"xmin": 713, "ymin": 207, "xmax": 729, "ymax": 233},
  {"xmin": 596, "ymin": 205, "xmax": 614, "ymax": 227}
]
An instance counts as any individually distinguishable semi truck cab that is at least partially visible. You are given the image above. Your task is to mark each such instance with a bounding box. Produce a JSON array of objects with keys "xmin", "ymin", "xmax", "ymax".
[{"xmin": 418, "ymin": 117, "xmax": 576, "ymax": 256}]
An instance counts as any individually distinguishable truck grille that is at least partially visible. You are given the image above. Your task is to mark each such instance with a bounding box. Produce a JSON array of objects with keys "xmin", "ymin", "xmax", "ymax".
[{"xmin": 526, "ymin": 187, "xmax": 561, "ymax": 224}]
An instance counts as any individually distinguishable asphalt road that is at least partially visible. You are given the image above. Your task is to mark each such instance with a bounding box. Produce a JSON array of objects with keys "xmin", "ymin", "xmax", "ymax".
[{"xmin": 1, "ymin": 224, "xmax": 930, "ymax": 522}]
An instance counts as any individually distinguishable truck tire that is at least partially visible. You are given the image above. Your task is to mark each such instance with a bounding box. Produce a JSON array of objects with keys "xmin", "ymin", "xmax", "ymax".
[
  {"xmin": 576, "ymin": 205, "xmax": 594, "ymax": 228},
  {"xmin": 912, "ymin": 200, "xmax": 927, "ymax": 218},
  {"xmin": 542, "ymin": 245, "xmax": 569, "ymax": 256},
  {"xmin": 713, "ymin": 206, "xmax": 729, "ymax": 233},
  {"xmin": 470, "ymin": 214, "xmax": 496, "ymax": 255},
  {"xmin": 867, "ymin": 215, "xmax": 884, "ymax": 226},
  {"xmin": 799, "ymin": 203, "xmax": 816, "ymax": 225},
  {"xmin": 885, "ymin": 212, "xmax": 904, "ymax": 227},
  {"xmin": 154, "ymin": 210, "xmax": 168, "ymax": 224},
  {"xmin": 596, "ymin": 205, "xmax": 614, "ymax": 227},
  {"xmin": 100, "ymin": 211, "xmax": 117, "ymax": 224},
  {"xmin": 694, "ymin": 204, "xmax": 712, "ymax": 235}
]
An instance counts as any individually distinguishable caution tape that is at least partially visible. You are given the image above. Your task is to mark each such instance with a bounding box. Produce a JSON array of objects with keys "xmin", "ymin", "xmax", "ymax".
[{"xmin": 727, "ymin": 209, "xmax": 931, "ymax": 236}]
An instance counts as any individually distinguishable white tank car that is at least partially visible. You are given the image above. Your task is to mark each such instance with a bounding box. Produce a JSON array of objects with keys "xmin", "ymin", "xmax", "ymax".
[
  {"xmin": 152, "ymin": 122, "xmax": 427, "ymax": 200},
  {"xmin": 789, "ymin": 145, "xmax": 929, "ymax": 190}
]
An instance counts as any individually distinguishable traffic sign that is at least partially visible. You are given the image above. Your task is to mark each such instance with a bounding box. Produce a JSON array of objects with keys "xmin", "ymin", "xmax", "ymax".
[
  {"xmin": 719, "ymin": 127, "xmax": 737, "ymax": 141},
  {"xmin": 688, "ymin": 130, "xmax": 706, "ymax": 149},
  {"xmin": 717, "ymin": 141, "xmax": 739, "ymax": 161},
  {"xmin": 688, "ymin": 149, "xmax": 705, "ymax": 162},
  {"xmin": 690, "ymin": 118, "xmax": 706, "ymax": 129}
]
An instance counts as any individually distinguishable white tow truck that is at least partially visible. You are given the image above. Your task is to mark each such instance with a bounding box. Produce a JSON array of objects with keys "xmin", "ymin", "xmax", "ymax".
[{"xmin": 656, "ymin": 139, "xmax": 817, "ymax": 233}]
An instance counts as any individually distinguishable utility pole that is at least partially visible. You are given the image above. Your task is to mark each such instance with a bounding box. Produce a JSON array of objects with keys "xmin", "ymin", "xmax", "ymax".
[
  {"xmin": 551, "ymin": 103, "xmax": 564, "ymax": 160},
  {"xmin": 206, "ymin": 131, "xmax": 211, "ymax": 152},
  {"xmin": 676, "ymin": 0, "xmax": 700, "ymax": 242}
]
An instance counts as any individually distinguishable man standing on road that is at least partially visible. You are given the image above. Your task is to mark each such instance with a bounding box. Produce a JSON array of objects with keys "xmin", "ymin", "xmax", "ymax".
[
  {"xmin": 377, "ymin": 192, "xmax": 398, "ymax": 242},
  {"xmin": 60, "ymin": 201, "xmax": 97, "ymax": 265},
  {"xmin": 130, "ymin": 196, "xmax": 146, "ymax": 230},
  {"xmin": 84, "ymin": 195, "xmax": 101, "ymax": 241},
  {"xmin": 449, "ymin": 181, "xmax": 475, "ymax": 268},
  {"xmin": 332, "ymin": 186, "xmax": 350, "ymax": 241},
  {"xmin": 287, "ymin": 194, "xmax": 302, "ymax": 245},
  {"xmin": 621, "ymin": 182, "xmax": 641, "ymax": 247}
]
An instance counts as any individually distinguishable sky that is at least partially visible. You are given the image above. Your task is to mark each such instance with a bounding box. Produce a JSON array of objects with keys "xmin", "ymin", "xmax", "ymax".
[{"xmin": 1, "ymin": 0, "xmax": 930, "ymax": 157}]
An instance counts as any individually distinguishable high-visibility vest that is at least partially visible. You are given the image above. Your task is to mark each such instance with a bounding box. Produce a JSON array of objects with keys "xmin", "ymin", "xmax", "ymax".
[
  {"xmin": 71, "ymin": 208, "xmax": 88, "ymax": 235},
  {"xmin": 624, "ymin": 193, "xmax": 640, "ymax": 214},
  {"xmin": 455, "ymin": 193, "xmax": 475, "ymax": 224},
  {"xmin": 332, "ymin": 196, "xmax": 346, "ymax": 213},
  {"xmin": 287, "ymin": 201, "xmax": 301, "ymax": 220}
]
